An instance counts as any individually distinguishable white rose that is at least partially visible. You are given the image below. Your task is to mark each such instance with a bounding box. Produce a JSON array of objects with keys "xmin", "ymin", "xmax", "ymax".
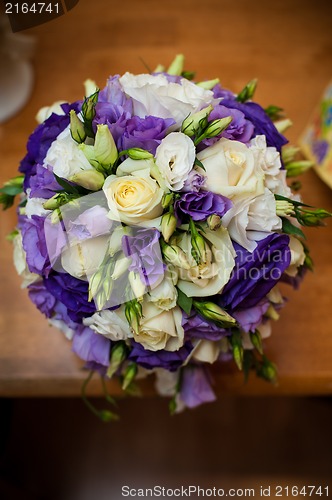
[
  {"xmin": 103, "ymin": 170, "xmax": 163, "ymax": 225},
  {"xmin": 285, "ymin": 236, "xmax": 305, "ymax": 277},
  {"xmin": 148, "ymin": 272, "xmax": 178, "ymax": 311},
  {"xmin": 13, "ymin": 232, "xmax": 40, "ymax": 287},
  {"xmin": 44, "ymin": 127, "xmax": 93, "ymax": 179},
  {"xmin": 221, "ymin": 188, "xmax": 282, "ymax": 252},
  {"xmin": 61, "ymin": 235, "xmax": 109, "ymax": 280},
  {"xmin": 119, "ymin": 72, "xmax": 214, "ymax": 128},
  {"xmin": 249, "ymin": 135, "xmax": 282, "ymax": 177},
  {"xmin": 134, "ymin": 302, "xmax": 184, "ymax": 352},
  {"xmin": 196, "ymin": 138, "xmax": 265, "ymax": 199},
  {"xmin": 155, "ymin": 132, "xmax": 195, "ymax": 191},
  {"xmin": 83, "ymin": 307, "xmax": 131, "ymax": 341},
  {"xmin": 176, "ymin": 226, "xmax": 235, "ymax": 297}
]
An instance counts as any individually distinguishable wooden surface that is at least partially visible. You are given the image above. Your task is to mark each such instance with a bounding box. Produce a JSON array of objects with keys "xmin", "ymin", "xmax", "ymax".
[{"xmin": 0, "ymin": 0, "xmax": 332, "ymax": 397}]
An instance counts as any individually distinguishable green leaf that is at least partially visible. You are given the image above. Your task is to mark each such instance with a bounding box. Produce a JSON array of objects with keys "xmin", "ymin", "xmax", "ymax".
[
  {"xmin": 264, "ymin": 105, "xmax": 284, "ymax": 120},
  {"xmin": 194, "ymin": 157, "xmax": 205, "ymax": 170},
  {"xmin": 53, "ymin": 173, "xmax": 80, "ymax": 194},
  {"xmin": 0, "ymin": 193, "xmax": 15, "ymax": 210},
  {"xmin": 6, "ymin": 229, "xmax": 19, "ymax": 241},
  {"xmin": 274, "ymin": 193, "xmax": 310, "ymax": 208},
  {"xmin": 281, "ymin": 217, "xmax": 306, "ymax": 239},
  {"xmin": 176, "ymin": 287, "xmax": 193, "ymax": 315}
]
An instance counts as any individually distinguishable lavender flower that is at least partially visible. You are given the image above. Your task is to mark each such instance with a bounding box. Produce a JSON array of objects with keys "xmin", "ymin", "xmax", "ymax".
[
  {"xmin": 179, "ymin": 365, "xmax": 216, "ymax": 408},
  {"xmin": 128, "ymin": 340, "xmax": 193, "ymax": 371},
  {"xmin": 122, "ymin": 228, "xmax": 165, "ymax": 287},
  {"xmin": 174, "ymin": 190, "xmax": 232, "ymax": 223}
]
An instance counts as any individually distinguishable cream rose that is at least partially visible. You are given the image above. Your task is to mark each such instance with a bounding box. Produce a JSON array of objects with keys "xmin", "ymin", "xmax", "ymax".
[
  {"xmin": 221, "ymin": 188, "xmax": 282, "ymax": 252},
  {"xmin": 192, "ymin": 339, "xmax": 220, "ymax": 364},
  {"xmin": 155, "ymin": 132, "xmax": 196, "ymax": 191},
  {"xmin": 176, "ymin": 226, "xmax": 235, "ymax": 297},
  {"xmin": 196, "ymin": 138, "xmax": 265, "ymax": 199},
  {"xmin": 83, "ymin": 307, "xmax": 131, "ymax": 341},
  {"xmin": 103, "ymin": 170, "xmax": 163, "ymax": 225},
  {"xmin": 284, "ymin": 236, "xmax": 306, "ymax": 277},
  {"xmin": 134, "ymin": 302, "xmax": 184, "ymax": 352},
  {"xmin": 148, "ymin": 272, "xmax": 178, "ymax": 311},
  {"xmin": 61, "ymin": 235, "xmax": 109, "ymax": 280}
]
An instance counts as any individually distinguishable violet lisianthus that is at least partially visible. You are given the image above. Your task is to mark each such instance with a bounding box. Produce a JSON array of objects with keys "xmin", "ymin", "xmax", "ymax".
[{"xmin": 174, "ymin": 190, "xmax": 232, "ymax": 223}]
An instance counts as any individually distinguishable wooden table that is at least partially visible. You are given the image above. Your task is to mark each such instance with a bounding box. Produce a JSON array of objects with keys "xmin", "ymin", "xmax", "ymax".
[{"xmin": 0, "ymin": 0, "xmax": 332, "ymax": 397}]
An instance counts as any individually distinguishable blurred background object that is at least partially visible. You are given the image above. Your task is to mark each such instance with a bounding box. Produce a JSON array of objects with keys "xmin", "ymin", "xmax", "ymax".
[{"xmin": 0, "ymin": 14, "xmax": 35, "ymax": 124}]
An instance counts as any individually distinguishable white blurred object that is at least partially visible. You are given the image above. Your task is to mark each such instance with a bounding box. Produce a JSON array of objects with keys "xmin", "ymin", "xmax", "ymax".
[{"xmin": 0, "ymin": 15, "xmax": 36, "ymax": 123}]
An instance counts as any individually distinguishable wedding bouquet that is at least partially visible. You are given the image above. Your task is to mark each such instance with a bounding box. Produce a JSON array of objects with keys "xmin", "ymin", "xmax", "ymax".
[{"xmin": 1, "ymin": 55, "xmax": 330, "ymax": 419}]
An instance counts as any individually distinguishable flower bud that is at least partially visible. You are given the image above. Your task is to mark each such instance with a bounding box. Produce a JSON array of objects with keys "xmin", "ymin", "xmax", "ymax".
[
  {"xmin": 84, "ymin": 79, "xmax": 98, "ymax": 96},
  {"xmin": 125, "ymin": 300, "xmax": 141, "ymax": 333},
  {"xmin": 193, "ymin": 300, "xmax": 237, "ymax": 328},
  {"xmin": 70, "ymin": 170, "xmax": 104, "ymax": 191},
  {"xmin": 299, "ymin": 208, "xmax": 332, "ymax": 227},
  {"xmin": 274, "ymin": 118, "xmax": 293, "ymax": 134},
  {"xmin": 228, "ymin": 332, "xmax": 244, "ymax": 371},
  {"xmin": 249, "ymin": 330, "xmax": 263, "ymax": 355},
  {"xmin": 43, "ymin": 194, "xmax": 62, "ymax": 210},
  {"xmin": 95, "ymin": 125, "xmax": 118, "ymax": 167},
  {"xmin": 259, "ymin": 357, "xmax": 277, "ymax": 384},
  {"xmin": 109, "ymin": 226, "xmax": 128, "ymax": 257},
  {"xmin": 181, "ymin": 105, "xmax": 213, "ymax": 137},
  {"xmin": 162, "ymin": 192, "xmax": 175, "ymax": 209},
  {"xmin": 161, "ymin": 212, "xmax": 177, "ymax": 243},
  {"xmin": 122, "ymin": 362, "xmax": 138, "ymax": 391},
  {"xmin": 204, "ymin": 116, "xmax": 232, "ymax": 138},
  {"xmin": 128, "ymin": 271, "xmax": 146, "ymax": 301},
  {"xmin": 167, "ymin": 53, "xmax": 184, "ymax": 76},
  {"xmin": 70, "ymin": 110, "xmax": 86, "ymax": 143},
  {"xmin": 111, "ymin": 255, "xmax": 131, "ymax": 280},
  {"xmin": 162, "ymin": 242, "xmax": 191, "ymax": 270},
  {"xmin": 281, "ymin": 146, "xmax": 300, "ymax": 165},
  {"xmin": 276, "ymin": 200, "xmax": 294, "ymax": 217},
  {"xmin": 196, "ymin": 78, "xmax": 220, "ymax": 90},
  {"xmin": 153, "ymin": 64, "xmax": 165, "ymax": 73},
  {"xmin": 207, "ymin": 214, "xmax": 222, "ymax": 231},
  {"xmin": 286, "ymin": 160, "xmax": 314, "ymax": 177},
  {"xmin": 107, "ymin": 341, "xmax": 127, "ymax": 379},
  {"xmin": 265, "ymin": 304, "xmax": 280, "ymax": 321},
  {"xmin": 236, "ymin": 79, "xmax": 258, "ymax": 103},
  {"xmin": 191, "ymin": 231, "xmax": 207, "ymax": 264},
  {"xmin": 82, "ymin": 91, "xmax": 98, "ymax": 122},
  {"xmin": 125, "ymin": 148, "xmax": 154, "ymax": 160}
]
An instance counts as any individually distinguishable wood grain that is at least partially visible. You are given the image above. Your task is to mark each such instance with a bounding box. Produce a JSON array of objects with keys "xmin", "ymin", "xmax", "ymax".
[{"xmin": 0, "ymin": 0, "xmax": 332, "ymax": 397}]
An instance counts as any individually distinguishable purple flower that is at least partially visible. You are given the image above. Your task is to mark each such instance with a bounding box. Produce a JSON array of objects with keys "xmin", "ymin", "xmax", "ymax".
[
  {"xmin": 219, "ymin": 233, "xmax": 291, "ymax": 310},
  {"xmin": 118, "ymin": 115, "xmax": 175, "ymax": 155},
  {"xmin": 181, "ymin": 170, "xmax": 205, "ymax": 192},
  {"xmin": 212, "ymin": 83, "xmax": 235, "ymax": 100},
  {"xmin": 29, "ymin": 164, "xmax": 61, "ymax": 199},
  {"xmin": 128, "ymin": 341, "xmax": 193, "ymax": 371},
  {"xmin": 281, "ymin": 265, "xmax": 307, "ymax": 290},
  {"xmin": 218, "ymin": 98, "xmax": 288, "ymax": 153},
  {"xmin": 174, "ymin": 191, "xmax": 232, "ymax": 223},
  {"xmin": 122, "ymin": 228, "xmax": 165, "ymax": 287},
  {"xmin": 72, "ymin": 325, "xmax": 111, "ymax": 367},
  {"xmin": 202, "ymin": 105, "xmax": 254, "ymax": 146},
  {"xmin": 182, "ymin": 311, "xmax": 227, "ymax": 341},
  {"xmin": 43, "ymin": 271, "xmax": 96, "ymax": 323},
  {"xmin": 232, "ymin": 300, "xmax": 270, "ymax": 333},
  {"xmin": 28, "ymin": 281, "xmax": 56, "ymax": 317},
  {"xmin": 20, "ymin": 215, "xmax": 51, "ymax": 276},
  {"xmin": 179, "ymin": 365, "xmax": 216, "ymax": 409},
  {"xmin": 67, "ymin": 206, "xmax": 112, "ymax": 241},
  {"xmin": 19, "ymin": 102, "xmax": 81, "ymax": 190}
]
